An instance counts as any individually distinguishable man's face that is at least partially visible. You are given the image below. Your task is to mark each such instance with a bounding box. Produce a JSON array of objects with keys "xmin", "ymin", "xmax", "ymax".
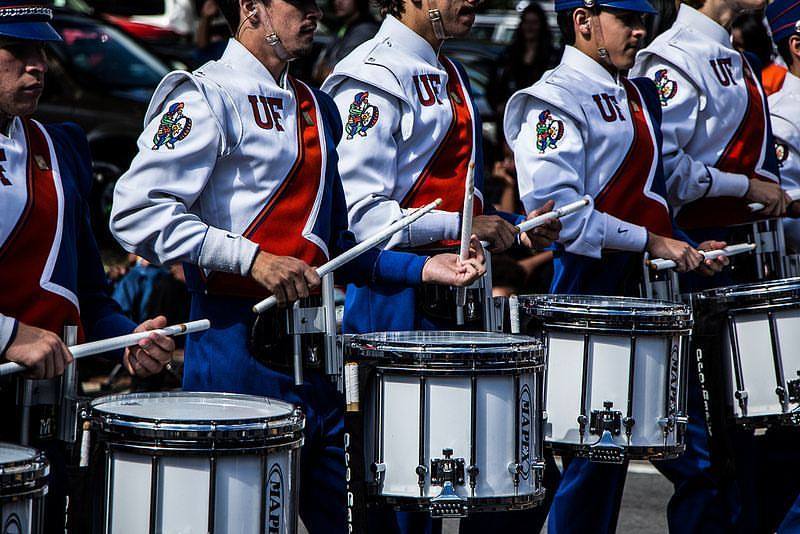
[
  {"xmin": 430, "ymin": 0, "xmax": 480, "ymax": 39},
  {"xmin": 261, "ymin": 0, "xmax": 321, "ymax": 58},
  {"xmin": 0, "ymin": 40, "xmax": 47, "ymax": 117},
  {"xmin": 595, "ymin": 9, "xmax": 647, "ymax": 70}
]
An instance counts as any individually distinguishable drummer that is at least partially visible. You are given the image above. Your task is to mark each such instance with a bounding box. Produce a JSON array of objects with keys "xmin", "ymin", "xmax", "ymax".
[
  {"xmin": 767, "ymin": 1, "xmax": 800, "ymax": 252},
  {"xmin": 321, "ymin": 0, "xmax": 562, "ymax": 336},
  {"xmin": 0, "ymin": 2, "xmax": 175, "ymax": 530},
  {"xmin": 108, "ymin": 0, "xmax": 486, "ymax": 530},
  {"xmin": 503, "ymin": 0, "xmax": 729, "ymax": 530}
]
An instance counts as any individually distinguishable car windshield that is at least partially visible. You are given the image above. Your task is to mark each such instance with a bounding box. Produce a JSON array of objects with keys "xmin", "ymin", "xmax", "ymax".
[{"xmin": 49, "ymin": 17, "xmax": 168, "ymax": 90}]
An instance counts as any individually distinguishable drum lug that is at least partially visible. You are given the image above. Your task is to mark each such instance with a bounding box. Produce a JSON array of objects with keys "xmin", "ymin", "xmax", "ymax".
[
  {"xmin": 577, "ymin": 415, "xmax": 588, "ymax": 443},
  {"xmin": 507, "ymin": 461, "xmax": 521, "ymax": 486},
  {"xmin": 416, "ymin": 464, "xmax": 428, "ymax": 489},
  {"xmin": 429, "ymin": 481, "xmax": 468, "ymax": 518},
  {"xmin": 370, "ymin": 462, "xmax": 386, "ymax": 483},
  {"xmin": 734, "ymin": 390, "xmax": 749, "ymax": 413},
  {"xmin": 588, "ymin": 430, "xmax": 626, "ymax": 464}
]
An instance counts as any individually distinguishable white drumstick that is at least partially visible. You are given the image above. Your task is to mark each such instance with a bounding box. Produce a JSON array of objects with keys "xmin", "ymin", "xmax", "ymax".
[
  {"xmin": 516, "ymin": 197, "xmax": 591, "ymax": 234},
  {"xmin": 252, "ymin": 198, "xmax": 443, "ymax": 314},
  {"xmin": 748, "ymin": 188, "xmax": 800, "ymax": 212},
  {"xmin": 456, "ymin": 163, "xmax": 475, "ymax": 324},
  {"xmin": 648, "ymin": 243, "xmax": 756, "ymax": 271},
  {"xmin": 0, "ymin": 319, "xmax": 211, "ymax": 376}
]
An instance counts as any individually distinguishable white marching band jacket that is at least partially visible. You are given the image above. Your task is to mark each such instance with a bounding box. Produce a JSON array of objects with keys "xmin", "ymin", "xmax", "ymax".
[
  {"xmin": 111, "ymin": 39, "xmax": 330, "ymax": 283},
  {"xmin": 321, "ymin": 15, "xmax": 482, "ymax": 249},
  {"xmin": 632, "ymin": 5, "xmax": 780, "ymax": 229},
  {"xmin": 504, "ymin": 46, "xmax": 669, "ymax": 259},
  {"xmin": 770, "ymin": 72, "xmax": 800, "ymax": 247}
]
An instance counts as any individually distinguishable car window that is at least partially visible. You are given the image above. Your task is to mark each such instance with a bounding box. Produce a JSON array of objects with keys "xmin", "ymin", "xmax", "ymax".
[{"xmin": 50, "ymin": 18, "xmax": 168, "ymax": 90}]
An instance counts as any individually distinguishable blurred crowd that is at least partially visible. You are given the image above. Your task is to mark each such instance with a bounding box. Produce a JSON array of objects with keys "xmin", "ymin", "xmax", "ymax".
[{"xmin": 96, "ymin": 0, "xmax": 791, "ymax": 338}]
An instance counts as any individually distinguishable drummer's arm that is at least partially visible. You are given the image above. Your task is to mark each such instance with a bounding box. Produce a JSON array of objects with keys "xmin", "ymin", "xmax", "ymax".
[
  {"xmin": 0, "ymin": 318, "xmax": 72, "ymax": 380},
  {"xmin": 329, "ymin": 80, "xmax": 461, "ymax": 249},
  {"xmin": 511, "ymin": 101, "xmax": 647, "ymax": 258}
]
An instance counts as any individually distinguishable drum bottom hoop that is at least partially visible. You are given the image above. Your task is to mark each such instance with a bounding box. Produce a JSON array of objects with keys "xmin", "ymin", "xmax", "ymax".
[
  {"xmin": 547, "ymin": 442, "xmax": 686, "ymax": 461},
  {"xmin": 732, "ymin": 412, "xmax": 800, "ymax": 428},
  {"xmin": 0, "ymin": 486, "xmax": 48, "ymax": 502},
  {"xmin": 371, "ymin": 490, "xmax": 546, "ymax": 515}
]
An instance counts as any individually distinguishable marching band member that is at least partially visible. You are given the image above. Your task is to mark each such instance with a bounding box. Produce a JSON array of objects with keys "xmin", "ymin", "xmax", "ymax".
[
  {"xmin": 109, "ymin": 0, "xmax": 484, "ymax": 531},
  {"xmin": 504, "ymin": 0, "xmax": 728, "ymax": 531},
  {"xmin": 0, "ymin": 3, "xmax": 174, "ymax": 529},
  {"xmin": 322, "ymin": 3, "xmax": 560, "ymax": 532},
  {"xmin": 768, "ymin": 1, "xmax": 800, "ymax": 252},
  {"xmin": 322, "ymin": 0, "xmax": 561, "ymax": 336},
  {"xmin": 632, "ymin": 0, "xmax": 796, "ymax": 531}
]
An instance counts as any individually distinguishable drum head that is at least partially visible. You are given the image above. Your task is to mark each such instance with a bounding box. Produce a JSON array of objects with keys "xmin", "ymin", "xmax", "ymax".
[
  {"xmin": 0, "ymin": 443, "xmax": 48, "ymax": 497},
  {"xmin": 90, "ymin": 392, "xmax": 304, "ymax": 449},
  {"xmin": 347, "ymin": 331, "xmax": 544, "ymax": 369},
  {"xmin": 518, "ymin": 294, "xmax": 692, "ymax": 333},
  {"xmin": 693, "ymin": 277, "xmax": 800, "ymax": 310}
]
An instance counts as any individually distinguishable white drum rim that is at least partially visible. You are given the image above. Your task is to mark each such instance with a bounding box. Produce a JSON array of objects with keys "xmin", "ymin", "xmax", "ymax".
[
  {"xmin": 89, "ymin": 392, "xmax": 305, "ymax": 449},
  {"xmin": 347, "ymin": 331, "xmax": 544, "ymax": 367},
  {"xmin": 519, "ymin": 294, "xmax": 692, "ymax": 333},
  {"xmin": 0, "ymin": 442, "xmax": 49, "ymax": 499},
  {"xmin": 693, "ymin": 277, "xmax": 800, "ymax": 307}
]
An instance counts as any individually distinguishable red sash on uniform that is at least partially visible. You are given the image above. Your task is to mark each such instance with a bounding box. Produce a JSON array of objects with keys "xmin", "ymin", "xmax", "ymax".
[
  {"xmin": 400, "ymin": 58, "xmax": 482, "ymax": 247},
  {"xmin": 206, "ymin": 78, "xmax": 328, "ymax": 297},
  {"xmin": 0, "ymin": 119, "xmax": 83, "ymax": 339},
  {"xmin": 595, "ymin": 79, "xmax": 673, "ymax": 237},
  {"xmin": 676, "ymin": 55, "xmax": 776, "ymax": 230}
]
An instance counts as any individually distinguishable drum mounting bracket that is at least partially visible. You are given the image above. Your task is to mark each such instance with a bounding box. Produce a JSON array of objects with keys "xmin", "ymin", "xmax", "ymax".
[
  {"xmin": 429, "ymin": 449, "xmax": 468, "ymax": 518},
  {"xmin": 590, "ymin": 401, "xmax": 622, "ymax": 437},
  {"xmin": 787, "ymin": 375, "xmax": 800, "ymax": 403}
]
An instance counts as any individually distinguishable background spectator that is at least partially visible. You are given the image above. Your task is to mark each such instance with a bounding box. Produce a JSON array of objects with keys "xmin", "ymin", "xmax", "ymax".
[
  {"xmin": 312, "ymin": 0, "xmax": 378, "ymax": 84},
  {"xmin": 732, "ymin": 12, "xmax": 787, "ymax": 94}
]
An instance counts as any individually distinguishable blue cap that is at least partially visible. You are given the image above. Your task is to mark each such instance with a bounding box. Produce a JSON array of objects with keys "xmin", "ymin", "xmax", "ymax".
[
  {"xmin": 0, "ymin": 2, "xmax": 62, "ymax": 42},
  {"xmin": 554, "ymin": 0, "xmax": 657, "ymax": 14},
  {"xmin": 767, "ymin": 0, "xmax": 800, "ymax": 43}
]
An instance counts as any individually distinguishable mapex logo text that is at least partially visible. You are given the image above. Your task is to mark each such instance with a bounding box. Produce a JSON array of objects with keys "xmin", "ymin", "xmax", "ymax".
[
  {"xmin": 267, "ymin": 463, "xmax": 284, "ymax": 534},
  {"xmin": 519, "ymin": 384, "xmax": 532, "ymax": 480}
]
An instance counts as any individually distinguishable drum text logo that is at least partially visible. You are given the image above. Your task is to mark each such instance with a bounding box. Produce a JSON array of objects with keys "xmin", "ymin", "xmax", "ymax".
[
  {"xmin": 519, "ymin": 384, "xmax": 532, "ymax": 480},
  {"xmin": 3, "ymin": 513, "xmax": 22, "ymax": 534},
  {"xmin": 669, "ymin": 342, "xmax": 680, "ymax": 416},
  {"xmin": 268, "ymin": 463, "xmax": 284, "ymax": 534}
]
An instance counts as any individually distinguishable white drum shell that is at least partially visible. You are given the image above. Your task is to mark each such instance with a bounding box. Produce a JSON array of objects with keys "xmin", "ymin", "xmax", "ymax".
[
  {"xmin": 544, "ymin": 331, "xmax": 684, "ymax": 449},
  {"xmin": 369, "ymin": 369, "xmax": 541, "ymax": 500},
  {"xmin": 0, "ymin": 443, "xmax": 48, "ymax": 534}
]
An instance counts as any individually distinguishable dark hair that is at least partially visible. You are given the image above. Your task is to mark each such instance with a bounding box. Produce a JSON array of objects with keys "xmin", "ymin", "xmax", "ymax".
[
  {"xmin": 776, "ymin": 36, "xmax": 799, "ymax": 67},
  {"xmin": 732, "ymin": 12, "xmax": 773, "ymax": 65},
  {"xmin": 556, "ymin": 9, "xmax": 577, "ymax": 46},
  {"xmin": 373, "ymin": 0, "xmax": 403, "ymax": 18},
  {"xmin": 510, "ymin": 4, "xmax": 556, "ymax": 56},
  {"xmin": 681, "ymin": 0, "xmax": 705, "ymax": 9},
  {"xmin": 217, "ymin": 0, "xmax": 244, "ymax": 33}
]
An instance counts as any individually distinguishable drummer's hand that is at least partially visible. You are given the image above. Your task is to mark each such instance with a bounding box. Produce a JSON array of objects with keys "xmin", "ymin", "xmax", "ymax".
[
  {"xmin": 472, "ymin": 215, "xmax": 517, "ymax": 252},
  {"xmin": 422, "ymin": 235, "xmax": 486, "ymax": 287},
  {"xmin": 696, "ymin": 240, "xmax": 729, "ymax": 276},
  {"xmin": 646, "ymin": 233, "xmax": 703, "ymax": 273},
  {"xmin": 519, "ymin": 200, "xmax": 561, "ymax": 251},
  {"xmin": 746, "ymin": 180, "xmax": 788, "ymax": 218},
  {"xmin": 124, "ymin": 316, "xmax": 175, "ymax": 377},
  {"xmin": 249, "ymin": 251, "xmax": 321, "ymax": 307},
  {"xmin": 3, "ymin": 322, "xmax": 72, "ymax": 379}
]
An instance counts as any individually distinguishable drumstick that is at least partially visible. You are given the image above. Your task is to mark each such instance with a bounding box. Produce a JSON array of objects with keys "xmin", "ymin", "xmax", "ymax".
[
  {"xmin": 748, "ymin": 188, "xmax": 800, "ymax": 212},
  {"xmin": 0, "ymin": 319, "xmax": 211, "ymax": 376},
  {"xmin": 252, "ymin": 198, "xmax": 443, "ymax": 314},
  {"xmin": 516, "ymin": 197, "xmax": 591, "ymax": 234},
  {"xmin": 456, "ymin": 163, "xmax": 476, "ymax": 324},
  {"xmin": 647, "ymin": 243, "xmax": 756, "ymax": 271}
]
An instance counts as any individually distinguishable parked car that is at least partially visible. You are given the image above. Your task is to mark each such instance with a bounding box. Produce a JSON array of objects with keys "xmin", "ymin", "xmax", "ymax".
[{"xmin": 38, "ymin": 8, "xmax": 170, "ymax": 247}]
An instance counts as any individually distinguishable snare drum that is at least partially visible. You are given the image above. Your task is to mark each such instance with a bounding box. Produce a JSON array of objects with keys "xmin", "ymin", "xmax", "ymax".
[
  {"xmin": 0, "ymin": 443, "xmax": 48, "ymax": 534},
  {"xmin": 89, "ymin": 392, "xmax": 304, "ymax": 534},
  {"xmin": 517, "ymin": 295, "xmax": 692, "ymax": 463},
  {"xmin": 347, "ymin": 331, "xmax": 545, "ymax": 518},
  {"xmin": 692, "ymin": 278, "xmax": 800, "ymax": 426}
]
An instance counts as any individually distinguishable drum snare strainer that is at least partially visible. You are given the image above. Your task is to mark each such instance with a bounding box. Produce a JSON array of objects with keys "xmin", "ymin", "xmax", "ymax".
[
  {"xmin": 518, "ymin": 295, "xmax": 693, "ymax": 464},
  {"xmin": 89, "ymin": 392, "xmax": 304, "ymax": 534}
]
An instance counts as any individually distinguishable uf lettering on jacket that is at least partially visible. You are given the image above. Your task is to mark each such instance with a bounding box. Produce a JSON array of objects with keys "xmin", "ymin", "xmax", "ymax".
[
  {"xmin": 249, "ymin": 95, "xmax": 285, "ymax": 131},
  {"xmin": 709, "ymin": 58, "xmax": 737, "ymax": 87},
  {"xmin": 0, "ymin": 149, "xmax": 9, "ymax": 186},
  {"xmin": 592, "ymin": 93, "xmax": 626, "ymax": 122},
  {"xmin": 413, "ymin": 74, "xmax": 443, "ymax": 106}
]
